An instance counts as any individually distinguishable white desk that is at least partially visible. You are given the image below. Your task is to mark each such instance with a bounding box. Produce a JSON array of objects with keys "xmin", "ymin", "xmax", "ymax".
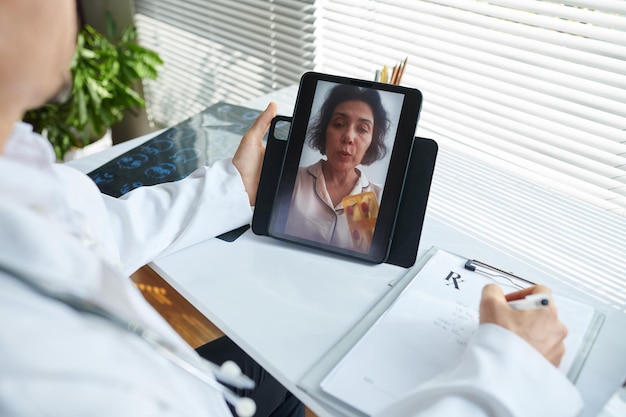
[{"xmin": 69, "ymin": 86, "xmax": 626, "ymax": 417}]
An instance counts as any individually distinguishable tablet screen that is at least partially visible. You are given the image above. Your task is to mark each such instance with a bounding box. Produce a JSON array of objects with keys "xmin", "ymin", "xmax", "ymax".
[{"xmin": 268, "ymin": 72, "xmax": 422, "ymax": 263}]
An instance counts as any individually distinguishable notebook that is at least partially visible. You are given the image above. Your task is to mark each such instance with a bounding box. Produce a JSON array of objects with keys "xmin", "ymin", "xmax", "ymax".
[{"xmin": 299, "ymin": 247, "xmax": 604, "ymax": 416}]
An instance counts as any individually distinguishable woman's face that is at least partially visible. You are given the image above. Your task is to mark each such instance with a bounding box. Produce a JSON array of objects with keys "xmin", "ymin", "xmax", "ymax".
[{"xmin": 324, "ymin": 100, "xmax": 374, "ymax": 173}]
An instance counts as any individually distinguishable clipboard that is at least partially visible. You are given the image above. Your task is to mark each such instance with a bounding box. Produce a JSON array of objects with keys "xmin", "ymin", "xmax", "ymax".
[{"xmin": 297, "ymin": 246, "xmax": 605, "ymax": 417}]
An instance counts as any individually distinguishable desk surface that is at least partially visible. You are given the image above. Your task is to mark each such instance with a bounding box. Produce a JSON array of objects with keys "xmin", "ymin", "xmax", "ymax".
[{"xmin": 68, "ymin": 86, "xmax": 626, "ymax": 417}]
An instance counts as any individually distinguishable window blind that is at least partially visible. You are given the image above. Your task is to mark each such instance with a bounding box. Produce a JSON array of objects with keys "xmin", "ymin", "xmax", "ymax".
[
  {"xmin": 132, "ymin": 0, "xmax": 625, "ymax": 216},
  {"xmin": 316, "ymin": 0, "xmax": 626, "ymax": 216},
  {"xmin": 133, "ymin": 0, "xmax": 316, "ymax": 127}
]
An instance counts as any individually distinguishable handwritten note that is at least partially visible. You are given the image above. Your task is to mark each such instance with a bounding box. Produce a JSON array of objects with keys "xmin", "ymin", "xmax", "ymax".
[{"xmin": 433, "ymin": 300, "xmax": 478, "ymax": 348}]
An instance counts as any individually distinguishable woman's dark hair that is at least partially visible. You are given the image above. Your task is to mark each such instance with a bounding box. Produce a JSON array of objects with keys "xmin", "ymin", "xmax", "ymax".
[{"xmin": 308, "ymin": 84, "xmax": 390, "ymax": 165}]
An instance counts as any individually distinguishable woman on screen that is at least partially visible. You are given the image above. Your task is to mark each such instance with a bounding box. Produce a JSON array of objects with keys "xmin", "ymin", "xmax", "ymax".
[{"xmin": 284, "ymin": 84, "xmax": 390, "ymax": 252}]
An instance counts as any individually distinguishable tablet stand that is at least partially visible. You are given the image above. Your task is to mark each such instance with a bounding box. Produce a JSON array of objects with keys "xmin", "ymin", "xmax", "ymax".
[{"xmin": 253, "ymin": 116, "xmax": 438, "ymax": 268}]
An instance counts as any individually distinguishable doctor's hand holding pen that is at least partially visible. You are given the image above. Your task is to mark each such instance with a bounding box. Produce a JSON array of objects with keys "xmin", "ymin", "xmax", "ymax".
[{"xmin": 480, "ymin": 284, "xmax": 568, "ymax": 367}]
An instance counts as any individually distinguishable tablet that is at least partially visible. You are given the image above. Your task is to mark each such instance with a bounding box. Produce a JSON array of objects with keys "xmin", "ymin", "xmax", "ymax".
[{"xmin": 268, "ymin": 72, "xmax": 423, "ymax": 264}]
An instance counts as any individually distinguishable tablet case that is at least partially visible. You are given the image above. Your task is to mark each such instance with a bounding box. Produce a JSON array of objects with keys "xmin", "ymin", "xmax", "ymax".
[{"xmin": 252, "ymin": 116, "xmax": 438, "ymax": 268}]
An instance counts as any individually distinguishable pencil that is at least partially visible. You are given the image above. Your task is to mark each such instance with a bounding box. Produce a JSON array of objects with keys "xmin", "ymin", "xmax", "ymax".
[
  {"xmin": 396, "ymin": 57, "xmax": 408, "ymax": 85},
  {"xmin": 390, "ymin": 63, "xmax": 399, "ymax": 85}
]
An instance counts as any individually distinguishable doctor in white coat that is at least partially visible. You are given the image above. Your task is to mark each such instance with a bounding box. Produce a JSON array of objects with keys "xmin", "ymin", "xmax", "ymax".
[{"xmin": 0, "ymin": 1, "xmax": 583, "ymax": 416}]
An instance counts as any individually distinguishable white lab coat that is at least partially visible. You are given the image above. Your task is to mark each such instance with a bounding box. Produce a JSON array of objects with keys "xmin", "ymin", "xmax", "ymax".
[
  {"xmin": 0, "ymin": 123, "xmax": 250, "ymax": 416},
  {"xmin": 0, "ymin": 123, "xmax": 583, "ymax": 417}
]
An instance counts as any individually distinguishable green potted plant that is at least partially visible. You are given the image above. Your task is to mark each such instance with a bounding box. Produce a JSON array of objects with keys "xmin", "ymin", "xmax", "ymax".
[{"xmin": 23, "ymin": 15, "xmax": 163, "ymax": 160}]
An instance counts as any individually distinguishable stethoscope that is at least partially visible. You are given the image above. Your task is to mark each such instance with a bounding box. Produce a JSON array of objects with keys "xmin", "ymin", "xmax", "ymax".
[{"xmin": 0, "ymin": 262, "xmax": 257, "ymax": 417}]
